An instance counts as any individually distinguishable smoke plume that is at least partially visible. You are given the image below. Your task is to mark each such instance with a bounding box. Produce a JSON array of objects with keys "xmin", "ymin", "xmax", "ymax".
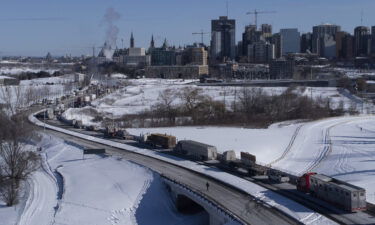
[{"xmin": 102, "ymin": 8, "xmax": 121, "ymax": 60}]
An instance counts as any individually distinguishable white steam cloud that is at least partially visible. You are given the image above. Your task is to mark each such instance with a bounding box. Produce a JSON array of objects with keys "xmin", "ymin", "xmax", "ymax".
[{"xmin": 102, "ymin": 8, "xmax": 121, "ymax": 60}]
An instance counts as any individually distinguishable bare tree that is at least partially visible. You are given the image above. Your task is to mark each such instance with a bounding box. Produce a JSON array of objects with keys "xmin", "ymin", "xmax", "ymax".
[
  {"xmin": 0, "ymin": 178, "xmax": 19, "ymax": 206},
  {"xmin": 155, "ymin": 89, "xmax": 177, "ymax": 124},
  {"xmin": 0, "ymin": 86, "xmax": 24, "ymax": 115},
  {"xmin": 0, "ymin": 110, "xmax": 40, "ymax": 206}
]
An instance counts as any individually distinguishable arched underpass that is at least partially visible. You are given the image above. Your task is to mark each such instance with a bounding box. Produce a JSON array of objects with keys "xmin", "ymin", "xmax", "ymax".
[
  {"xmin": 165, "ymin": 179, "xmax": 242, "ymax": 225},
  {"xmin": 176, "ymin": 194, "xmax": 210, "ymax": 224},
  {"xmin": 176, "ymin": 194, "xmax": 209, "ymax": 214}
]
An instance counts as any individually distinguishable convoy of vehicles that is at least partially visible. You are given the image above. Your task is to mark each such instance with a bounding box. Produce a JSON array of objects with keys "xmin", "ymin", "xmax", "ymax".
[
  {"xmin": 41, "ymin": 92, "xmax": 368, "ymax": 213},
  {"xmin": 297, "ymin": 172, "xmax": 366, "ymax": 212}
]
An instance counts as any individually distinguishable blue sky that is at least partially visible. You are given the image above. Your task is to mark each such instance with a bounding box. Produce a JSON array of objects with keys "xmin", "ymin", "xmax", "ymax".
[{"xmin": 0, "ymin": 0, "xmax": 374, "ymax": 56}]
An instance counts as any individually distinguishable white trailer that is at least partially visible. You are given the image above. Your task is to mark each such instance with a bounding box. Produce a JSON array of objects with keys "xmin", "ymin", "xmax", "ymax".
[{"xmin": 175, "ymin": 140, "xmax": 217, "ymax": 160}]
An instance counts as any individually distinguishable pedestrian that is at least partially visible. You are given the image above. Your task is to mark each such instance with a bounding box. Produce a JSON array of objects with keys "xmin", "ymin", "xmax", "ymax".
[{"xmin": 206, "ymin": 182, "xmax": 209, "ymax": 191}]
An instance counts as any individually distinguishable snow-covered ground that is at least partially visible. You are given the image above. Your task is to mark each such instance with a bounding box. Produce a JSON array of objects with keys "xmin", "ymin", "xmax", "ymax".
[
  {"xmin": 86, "ymin": 78, "xmax": 368, "ymax": 120},
  {"xmin": 129, "ymin": 123, "xmax": 300, "ymax": 164},
  {"xmin": 29, "ymin": 112, "xmax": 339, "ymax": 224},
  {"xmin": 1, "ymin": 134, "xmax": 208, "ymax": 225},
  {"xmin": 63, "ymin": 78, "xmax": 375, "ymax": 205},
  {"xmin": 266, "ymin": 116, "xmax": 375, "ymax": 204},
  {"xmin": 333, "ymin": 68, "xmax": 375, "ymax": 78},
  {"xmin": 0, "ymin": 74, "xmax": 77, "ymax": 112},
  {"xmin": 129, "ymin": 115, "xmax": 375, "ymax": 204}
]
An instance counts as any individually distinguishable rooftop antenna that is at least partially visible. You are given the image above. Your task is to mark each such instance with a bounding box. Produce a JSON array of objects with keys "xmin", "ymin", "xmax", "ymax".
[
  {"xmin": 361, "ymin": 9, "xmax": 364, "ymax": 26},
  {"xmin": 226, "ymin": 1, "xmax": 229, "ymax": 17}
]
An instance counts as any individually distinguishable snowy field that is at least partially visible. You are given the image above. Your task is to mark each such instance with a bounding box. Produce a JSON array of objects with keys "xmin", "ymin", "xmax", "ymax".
[
  {"xmin": 1, "ymin": 134, "xmax": 208, "ymax": 225},
  {"xmin": 129, "ymin": 115, "xmax": 375, "ymax": 204},
  {"xmin": 63, "ymin": 78, "xmax": 375, "ymax": 205},
  {"xmin": 85, "ymin": 78, "xmax": 368, "ymax": 120},
  {"xmin": 129, "ymin": 122, "xmax": 300, "ymax": 164}
]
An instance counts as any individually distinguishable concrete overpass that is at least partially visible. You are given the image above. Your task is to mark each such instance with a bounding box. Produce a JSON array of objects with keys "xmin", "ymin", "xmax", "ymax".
[{"xmin": 164, "ymin": 177, "xmax": 242, "ymax": 225}]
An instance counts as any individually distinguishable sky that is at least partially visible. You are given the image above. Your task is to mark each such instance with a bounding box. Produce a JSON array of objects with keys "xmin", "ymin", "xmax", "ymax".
[{"xmin": 0, "ymin": 0, "xmax": 374, "ymax": 56}]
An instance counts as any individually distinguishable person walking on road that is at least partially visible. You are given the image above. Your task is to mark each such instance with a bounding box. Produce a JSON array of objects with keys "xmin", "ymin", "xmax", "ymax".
[{"xmin": 206, "ymin": 182, "xmax": 210, "ymax": 191}]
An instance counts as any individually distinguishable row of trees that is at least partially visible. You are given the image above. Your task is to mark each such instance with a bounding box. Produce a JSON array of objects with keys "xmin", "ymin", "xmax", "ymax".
[
  {"xmin": 0, "ymin": 111, "xmax": 40, "ymax": 206},
  {"xmin": 122, "ymin": 86, "xmax": 352, "ymax": 128},
  {"xmin": 16, "ymin": 71, "xmax": 62, "ymax": 81}
]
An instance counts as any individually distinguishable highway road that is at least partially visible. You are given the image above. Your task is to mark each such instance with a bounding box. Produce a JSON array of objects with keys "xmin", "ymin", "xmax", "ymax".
[
  {"xmin": 43, "ymin": 127, "xmax": 301, "ymax": 225},
  {"xmin": 30, "ymin": 113, "xmax": 375, "ymax": 225}
]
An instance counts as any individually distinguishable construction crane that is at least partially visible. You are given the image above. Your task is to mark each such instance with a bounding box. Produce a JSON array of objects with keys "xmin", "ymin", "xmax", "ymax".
[
  {"xmin": 192, "ymin": 30, "xmax": 210, "ymax": 45},
  {"xmin": 246, "ymin": 10, "xmax": 276, "ymax": 29}
]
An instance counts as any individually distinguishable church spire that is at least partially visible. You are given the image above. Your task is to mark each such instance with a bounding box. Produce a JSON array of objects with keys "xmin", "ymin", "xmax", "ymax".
[
  {"xmin": 130, "ymin": 32, "xmax": 134, "ymax": 48},
  {"xmin": 150, "ymin": 34, "xmax": 155, "ymax": 48},
  {"xmin": 162, "ymin": 38, "xmax": 168, "ymax": 49}
]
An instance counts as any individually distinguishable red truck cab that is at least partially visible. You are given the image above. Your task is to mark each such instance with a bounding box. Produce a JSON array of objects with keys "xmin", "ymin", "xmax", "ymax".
[{"xmin": 297, "ymin": 172, "xmax": 317, "ymax": 193}]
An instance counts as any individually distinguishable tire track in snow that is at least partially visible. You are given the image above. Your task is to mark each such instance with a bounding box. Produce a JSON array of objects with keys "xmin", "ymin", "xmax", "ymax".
[
  {"xmin": 18, "ymin": 138, "xmax": 70, "ymax": 225},
  {"xmin": 267, "ymin": 124, "xmax": 303, "ymax": 167},
  {"xmin": 303, "ymin": 117, "xmax": 374, "ymax": 174}
]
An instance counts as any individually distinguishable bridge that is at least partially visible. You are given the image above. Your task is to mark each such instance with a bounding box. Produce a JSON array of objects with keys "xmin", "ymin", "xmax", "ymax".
[
  {"xmin": 164, "ymin": 177, "xmax": 242, "ymax": 225},
  {"xmin": 29, "ymin": 111, "xmax": 344, "ymax": 225}
]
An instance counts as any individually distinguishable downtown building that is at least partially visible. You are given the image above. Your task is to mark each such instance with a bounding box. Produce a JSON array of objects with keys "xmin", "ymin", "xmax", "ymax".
[
  {"xmin": 210, "ymin": 16, "xmax": 236, "ymax": 63},
  {"xmin": 248, "ymin": 40, "xmax": 275, "ymax": 63},
  {"xmin": 312, "ymin": 24, "xmax": 341, "ymax": 58},
  {"xmin": 280, "ymin": 28, "xmax": 301, "ymax": 56},
  {"xmin": 146, "ymin": 39, "xmax": 208, "ymax": 79},
  {"xmin": 354, "ymin": 26, "xmax": 371, "ymax": 57}
]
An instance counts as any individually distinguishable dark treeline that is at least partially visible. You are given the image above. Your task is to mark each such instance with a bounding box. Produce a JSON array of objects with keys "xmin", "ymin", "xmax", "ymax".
[
  {"xmin": 12, "ymin": 70, "xmax": 62, "ymax": 81},
  {"xmin": 120, "ymin": 86, "xmax": 354, "ymax": 128}
]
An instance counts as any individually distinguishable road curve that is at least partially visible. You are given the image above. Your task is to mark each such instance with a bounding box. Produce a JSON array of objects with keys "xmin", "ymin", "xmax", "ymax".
[{"xmin": 28, "ymin": 112, "xmax": 307, "ymax": 225}]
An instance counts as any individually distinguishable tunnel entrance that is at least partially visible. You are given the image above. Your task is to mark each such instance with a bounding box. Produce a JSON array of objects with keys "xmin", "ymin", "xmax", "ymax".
[{"xmin": 176, "ymin": 194, "xmax": 206, "ymax": 215}]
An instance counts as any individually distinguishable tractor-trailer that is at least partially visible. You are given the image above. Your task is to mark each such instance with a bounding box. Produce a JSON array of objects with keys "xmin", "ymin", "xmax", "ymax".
[{"xmin": 175, "ymin": 140, "xmax": 217, "ymax": 161}]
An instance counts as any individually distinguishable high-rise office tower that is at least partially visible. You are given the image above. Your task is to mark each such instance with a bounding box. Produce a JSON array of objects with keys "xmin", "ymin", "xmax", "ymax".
[
  {"xmin": 280, "ymin": 28, "xmax": 300, "ymax": 55},
  {"xmin": 210, "ymin": 16, "xmax": 236, "ymax": 62},
  {"xmin": 354, "ymin": 26, "xmax": 370, "ymax": 56},
  {"xmin": 261, "ymin": 24, "xmax": 272, "ymax": 37},
  {"xmin": 248, "ymin": 40, "xmax": 275, "ymax": 63},
  {"xmin": 271, "ymin": 33, "xmax": 282, "ymax": 58},
  {"xmin": 301, "ymin": 33, "xmax": 312, "ymax": 53},
  {"xmin": 372, "ymin": 26, "xmax": 375, "ymax": 55},
  {"xmin": 312, "ymin": 24, "xmax": 341, "ymax": 56},
  {"xmin": 342, "ymin": 33, "xmax": 354, "ymax": 59},
  {"xmin": 335, "ymin": 31, "xmax": 347, "ymax": 59},
  {"xmin": 242, "ymin": 25, "xmax": 257, "ymax": 56}
]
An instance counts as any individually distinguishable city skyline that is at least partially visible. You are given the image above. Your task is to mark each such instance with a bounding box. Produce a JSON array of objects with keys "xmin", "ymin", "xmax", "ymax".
[{"xmin": 1, "ymin": 0, "xmax": 375, "ymax": 56}]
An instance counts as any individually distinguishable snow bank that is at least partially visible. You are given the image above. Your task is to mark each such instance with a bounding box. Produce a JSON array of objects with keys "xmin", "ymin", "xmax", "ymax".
[
  {"xmin": 14, "ymin": 132, "xmax": 210, "ymax": 225},
  {"xmin": 62, "ymin": 107, "xmax": 100, "ymax": 126}
]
